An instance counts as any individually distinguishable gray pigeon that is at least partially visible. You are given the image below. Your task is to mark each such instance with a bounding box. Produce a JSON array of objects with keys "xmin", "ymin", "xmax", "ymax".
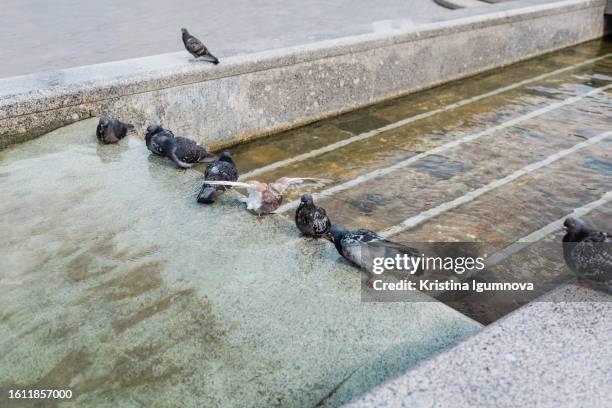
[
  {"xmin": 295, "ymin": 194, "xmax": 331, "ymax": 237},
  {"xmin": 562, "ymin": 217, "xmax": 612, "ymax": 292},
  {"xmin": 181, "ymin": 28, "xmax": 219, "ymax": 64},
  {"xmin": 197, "ymin": 150, "xmax": 239, "ymax": 204},
  {"xmin": 145, "ymin": 124, "xmax": 174, "ymax": 155},
  {"xmin": 327, "ymin": 224, "xmax": 421, "ymax": 284},
  {"xmin": 96, "ymin": 117, "xmax": 133, "ymax": 144},
  {"xmin": 145, "ymin": 124, "xmax": 214, "ymax": 168}
]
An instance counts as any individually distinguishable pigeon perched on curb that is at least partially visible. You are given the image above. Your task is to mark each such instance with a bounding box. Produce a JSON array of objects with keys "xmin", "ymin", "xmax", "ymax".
[
  {"xmin": 204, "ymin": 177, "xmax": 331, "ymax": 215},
  {"xmin": 181, "ymin": 28, "xmax": 219, "ymax": 64},
  {"xmin": 197, "ymin": 150, "xmax": 239, "ymax": 204},
  {"xmin": 295, "ymin": 194, "xmax": 331, "ymax": 237},
  {"xmin": 96, "ymin": 117, "xmax": 133, "ymax": 144},
  {"xmin": 327, "ymin": 224, "xmax": 421, "ymax": 282},
  {"xmin": 562, "ymin": 217, "xmax": 612, "ymax": 292},
  {"xmin": 145, "ymin": 124, "xmax": 215, "ymax": 168}
]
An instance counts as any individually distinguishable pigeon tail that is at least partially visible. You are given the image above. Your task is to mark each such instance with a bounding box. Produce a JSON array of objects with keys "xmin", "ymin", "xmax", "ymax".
[
  {"xmin": 169, "ymin": 148, "xmax": 195, "ymax": 169},
  {"xmin": 199, "ymin": 53, "xmax": 219, "ymax": 64}
]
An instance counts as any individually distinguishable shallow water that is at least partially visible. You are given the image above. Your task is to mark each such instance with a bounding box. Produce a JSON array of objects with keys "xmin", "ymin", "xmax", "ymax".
[
  {"xmin": 232, "ymin": 37, "xmax": 612, "ymax": 321},
  {"xmin": 1, "ymin": 38, "xmax": 612, "ymax": 406}
]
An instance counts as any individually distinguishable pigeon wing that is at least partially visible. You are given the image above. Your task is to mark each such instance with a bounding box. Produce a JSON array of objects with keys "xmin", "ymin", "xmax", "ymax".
[
  {"xmin": 572, "ymin": 235, "xmax": 612, "ymax": 284},
  {"xmin": 273, "ymin": 177, "xmax": 332, "ymax": 194},
  {"xmin": 203, "ymin": 180, "xmax": 260, "ymax": 191},
  {"xmin": 185, "ymin": 35, "xmax": 207, "ymax": 55}
]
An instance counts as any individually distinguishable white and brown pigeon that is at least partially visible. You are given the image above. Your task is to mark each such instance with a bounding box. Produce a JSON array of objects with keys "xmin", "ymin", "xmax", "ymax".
[{"xmin": 204, "ymin": 177, "xmax": 331, "ymax": 215}]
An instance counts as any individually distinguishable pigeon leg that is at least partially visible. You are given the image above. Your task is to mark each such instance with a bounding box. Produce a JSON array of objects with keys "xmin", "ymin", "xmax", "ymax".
[
  {"xmin": 367, "ymin": 276, "xmax": 375, "ymax": 288},
  {"xmin": 578, "ymin": 281, "xmax": 591, "ymax": 289}
]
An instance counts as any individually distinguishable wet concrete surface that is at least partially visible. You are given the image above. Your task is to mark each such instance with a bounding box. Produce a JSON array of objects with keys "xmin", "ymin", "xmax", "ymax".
[{"xmin": 0, "ymin": 120, "xmax": 481, "ymax": 407}]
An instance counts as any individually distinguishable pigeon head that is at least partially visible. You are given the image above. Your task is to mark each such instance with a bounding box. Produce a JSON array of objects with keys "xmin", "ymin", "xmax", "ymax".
[
  {"xmin": 300, "ymin": 194, "xmax": 314, "ymax": 205},
  {"xmin": 99, "ymin": 117, "xmax": 111, "ymax": 128},
  {"xmin": 220, "ymin": 150, "xmax": 232, "ymax": 160},
  {"xmin": 181, "ymin": 28, "xmax": 189, "ymax": 35},
  {"xmin": 329, "ymin": 224, "xmax": 348, "ymax": 243},
  {"xmin": 564, "ymin": 217, "xmax": 585, "ymax": 233},
  {"xmin": 146, "ymin": 124, "xmax": 162, "ymax": 136}
]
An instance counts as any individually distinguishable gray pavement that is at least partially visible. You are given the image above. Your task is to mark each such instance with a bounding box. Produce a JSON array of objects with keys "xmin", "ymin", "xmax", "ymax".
[
  {"xmin": 1, "ymin": 0, "xmax": 453, "ymax": 78},
  {"xmin": 346, "ymin": 285, "xmax": 612, "ymax": 408}
]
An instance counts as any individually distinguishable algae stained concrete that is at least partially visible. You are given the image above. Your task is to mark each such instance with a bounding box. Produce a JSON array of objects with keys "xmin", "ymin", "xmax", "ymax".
[{"xmin": 0, "ymin": 119, "xmax": 482, "ymax": 407}]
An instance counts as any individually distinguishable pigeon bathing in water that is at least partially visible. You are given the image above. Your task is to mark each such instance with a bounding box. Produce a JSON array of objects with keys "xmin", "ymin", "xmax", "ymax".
[
  {"xmin": 562, "ymin": 217, "xmax": 612, "ymax": 292},
  {"xmin": 145, "ymin": 124, "xmax": 215, "ymax": 168},
  {"xmin": 96, "ymin": 117, "xmax": 133, "ymax": 144},
  {"xmin": 197, "ymin": 150, "xmax": 239, "ymax": 204},
  {"xmin": 145, "ymin": 124, "xmax": 174, "ymax": 155},
  {"xmin": 181, "ymin": 28, "xmax": 219, "ymax": 64},
  {"xmin": 204, "ymin": 177, "xmax": 331, "ymax": 215},
  {"xmin": 295, "ymin": 194, "xmax": 331, "ymax": 237},
  {"xmin": 327, "ymin": 224, "xmax": 421, "ymax": 284}
]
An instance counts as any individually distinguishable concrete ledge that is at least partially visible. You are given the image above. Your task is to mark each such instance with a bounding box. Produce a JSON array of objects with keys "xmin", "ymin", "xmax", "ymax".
[
  {"xmin": 0, "ymin": 0, "xmax": 608, "ymax": 150},
  {"xmin": 346, "ymin": 285, "xmax": 612, "ymax": 408}
]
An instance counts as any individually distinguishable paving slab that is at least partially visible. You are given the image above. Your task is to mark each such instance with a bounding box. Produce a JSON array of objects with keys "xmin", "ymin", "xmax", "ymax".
[
  {"xmin": 0, "ymin": 119, "xmax": 482, "ymax": 407},
  {"xmin": 0, "ymin": 0, "xmax": 453, "ymax": 79},
  {"xmin": 346, "ymin": 284, "xmax": 612, "ymax": 408}
]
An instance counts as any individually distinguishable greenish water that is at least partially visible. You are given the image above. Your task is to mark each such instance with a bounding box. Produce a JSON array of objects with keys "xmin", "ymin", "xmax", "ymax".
[{"xmin": 1, "ymin": 38, "xmax": 611, "ymax": 406}]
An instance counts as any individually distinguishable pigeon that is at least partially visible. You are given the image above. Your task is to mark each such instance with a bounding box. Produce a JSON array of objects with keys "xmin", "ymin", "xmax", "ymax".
[
  {"xmin": 181, "ymin": 28, "xmax": 219, "ymax": 64},
  {"xmin": 562, "ymin": 217, "xmax": 612, "ymax": 292},
  {"xmin": 145, "ymin": 124, "xmax": 214, "ymax": 168},
  {"xmin": 96, "ymin": 117, "xmax": 133, "ymax": 144},
  {"xmin": 204, "ymin": 177, "xmax": 331, "ymax": 215},
  {"xmin": 295, "ymin": 194, "xmax": 331, "ymax": 237},
  {"xmin": 145, "ymin": 124, "xmax": 175, "ymax": 156},
  {"xmin": 197, "ymin": 150, "xmax": 239, "ymax": 204},
  {"xmin": 327, "ymin": 224, "xmax": 421, "ymax": 283}
]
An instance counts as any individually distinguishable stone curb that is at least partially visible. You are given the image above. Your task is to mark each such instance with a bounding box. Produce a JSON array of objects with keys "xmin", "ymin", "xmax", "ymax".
[{"xmin": 0, "ymin": 0, "xmax": 607, "ymax": 150}]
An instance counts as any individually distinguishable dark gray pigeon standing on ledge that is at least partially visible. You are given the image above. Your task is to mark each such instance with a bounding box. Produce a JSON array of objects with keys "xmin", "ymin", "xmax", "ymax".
[
  {"xmin": 197, "ymin": 150, "xmax": 239, "ymax": 204},
  {"xmin": 145, "ymin": 124, "xmax": 215, "ymax": 168},
  {"xmin": 295, "ymin": 194, "xmax": 331, "ymax": 237},
  {"xmin": 562, "ymin": 217, "xmax": 612, "ymax": 292},
  {"xmin": 181, "ymin": 28, "xmax": 219, "ymax": 64},
  {"xmin": 96, "ymin": 117, "xmax": 133, "ymax": 144}
]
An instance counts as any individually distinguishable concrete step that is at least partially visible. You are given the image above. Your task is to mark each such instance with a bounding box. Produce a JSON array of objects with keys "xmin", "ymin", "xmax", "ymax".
[{"xmin": 346, "ymin": 284, "xmax": 612, "ymax": 407}]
